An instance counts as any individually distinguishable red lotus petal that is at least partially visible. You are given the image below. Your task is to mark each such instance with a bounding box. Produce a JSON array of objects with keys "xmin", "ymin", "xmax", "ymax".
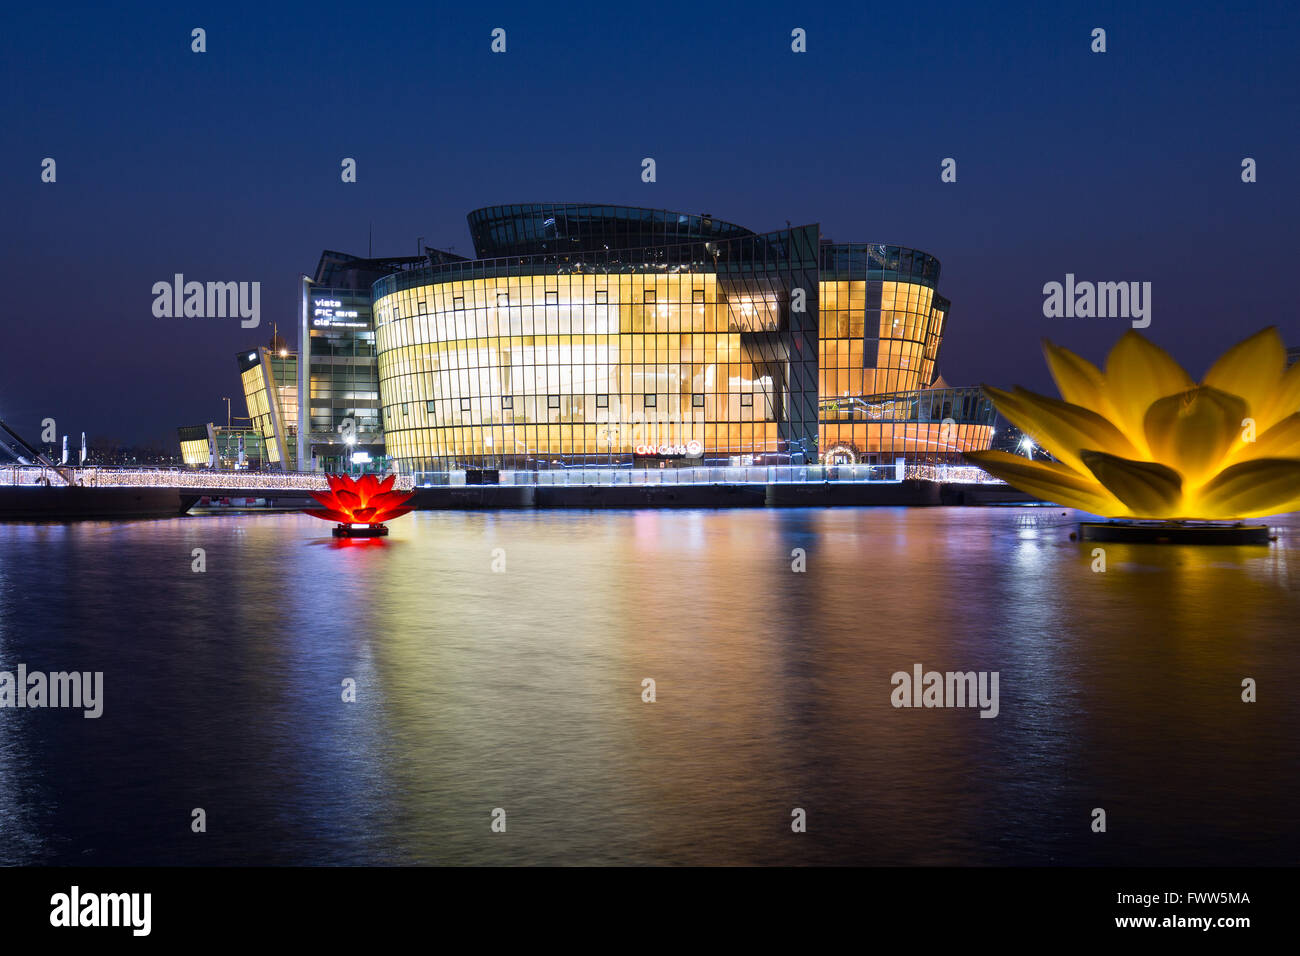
[
  {"xmin": 370, "ymin": 490, "xmax": 414, "ymax": 511},
  {"xmin": 309, "ymin": 490, "xmax": 341, "ymax": 509},
  {"xmin": 309, "ymin": 475, "xmax": 413, "ymax": 526}
]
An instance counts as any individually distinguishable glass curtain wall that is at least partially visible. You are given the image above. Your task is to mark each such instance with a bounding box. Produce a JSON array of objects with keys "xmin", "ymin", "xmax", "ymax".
[{"xmin": 373, "ymin": 226, "xmax": 820, "ymax": 473}]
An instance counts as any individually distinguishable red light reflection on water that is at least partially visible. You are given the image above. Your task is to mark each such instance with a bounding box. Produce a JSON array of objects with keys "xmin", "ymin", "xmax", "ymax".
[{"xmin": 328, "ymin": 535, "xmax": 389, "ymax": 550}]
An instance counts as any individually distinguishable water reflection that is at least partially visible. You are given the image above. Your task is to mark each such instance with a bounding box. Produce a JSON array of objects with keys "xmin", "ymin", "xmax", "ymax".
[{"xmin": 0, "ymin": 507, "xmax": 1296, "ymax": 864}]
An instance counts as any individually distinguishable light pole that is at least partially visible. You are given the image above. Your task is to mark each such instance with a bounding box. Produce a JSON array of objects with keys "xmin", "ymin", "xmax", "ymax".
[
  {"xmin": 298, "ymin": 275, "xmax": 315, "ymax": 471},
  {"xmin": 222, "ymin": 397, "xmax": 231, "ymax": 429}
]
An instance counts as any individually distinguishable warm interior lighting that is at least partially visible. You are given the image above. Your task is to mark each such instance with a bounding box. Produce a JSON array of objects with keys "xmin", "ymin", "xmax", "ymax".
[{"xmin": 370, "ymin": 274, "xmax": 986, "ymax": 465}]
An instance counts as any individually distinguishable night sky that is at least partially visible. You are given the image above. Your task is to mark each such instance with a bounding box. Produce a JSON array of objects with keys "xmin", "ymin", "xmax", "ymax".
[{"xmin": 3, "ymin": 0, "xmax": 1296, "ymax": 445}]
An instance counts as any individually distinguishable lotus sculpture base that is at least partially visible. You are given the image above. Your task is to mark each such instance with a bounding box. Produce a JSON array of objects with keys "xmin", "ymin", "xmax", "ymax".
[
  {"xmin": 1079, "ymin": 521, "xmax": 1270, "ymax": 545},
  {"xmin": 332, "ymin": 523, "xmax": 390, "ymax": 538}
]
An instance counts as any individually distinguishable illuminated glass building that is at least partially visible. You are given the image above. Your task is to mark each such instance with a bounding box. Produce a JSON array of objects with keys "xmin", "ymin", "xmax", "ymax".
[
  {"xmin": 296, "ymin": 251, "xmax": 444, "ymax": 471},
  {"xmin": 177, "ymin": 424, "xmax": 211, "ymax": 467},
  {"xmin": 176, "ymin": 424, "xmax": 266, "ymax": 469},
  {"xmin": 362, "ymin": 204, "xmax": 994, "ymax": 475},
  {"xmin": 237, "ymin": 347, "xmax": 298, "ymax": 469}
]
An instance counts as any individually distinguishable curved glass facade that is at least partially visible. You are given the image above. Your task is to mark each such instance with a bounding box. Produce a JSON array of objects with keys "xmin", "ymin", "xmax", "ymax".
[
  {"xmin": 467, "ymin": 203, "xmax": 753, "ymax": 258},
  {"xmin": 819, "ymin": 280, "xmax": 947, "ymax": 397},
  {"xmin": 376, "ymin": 225, "xmax": 821, "ymax": 471},
  {"xmin": 820, "ymin": 387, "xmax": 994, "ymax": 464},
  {"xmin": 366, "ymin": 205, "xmax": 993, "ymax": 474}
]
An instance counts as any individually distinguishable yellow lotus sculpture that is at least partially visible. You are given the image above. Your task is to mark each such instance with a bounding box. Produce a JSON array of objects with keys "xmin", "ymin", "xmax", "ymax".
[{"xmin": 964, "ymin": 328, "xmax": 1300, "ymax": 519}]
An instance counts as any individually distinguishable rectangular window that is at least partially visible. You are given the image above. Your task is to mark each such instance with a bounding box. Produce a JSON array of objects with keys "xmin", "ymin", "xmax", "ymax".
[
  {"xmin": 501, "ymin": 396, "xmax": 513, "ymax": 409},
  {"xmin": 644, "ymin": 290, "xmax": 656, "ymax": 304},
  {"xmin": 644, "ymin": 393, "xmax": 657, "ymax": 408},
  {"xmin": 403, "ymin": 404, "xmax": 409, "ymax": 416},
  {"xmin": 497, "ymin": 292, "xmax": 510, "ymax": 306},
  {"xmin": 692, "ymin": 393, "xmax": 704, "ymax": 408},
  {"xmin": 596, "ymin": 394, "xmax": 609, "ymax": 408},
  {"xmin": 426, "ymin": 401, "xmax": 436, "ymax": 414},
  {"xmin": 418, "ymin": 300, "xmax": 426, "ymax": 313},
  {"xmin": 547, "ymin": 395, "xmax": 560, "ymax": 409},
  {"xmin": 454, "ymin": 296, "xmax": 465, "ymax": 310},
  {"xmin": 460, "ymin": 398, "xmax": 471, "ymax": 411},
  {"xmin": 692, "ymin": 289, "xmax": 705, "ymax": 304},
  {"xmin": 393, "ymin": 307, "xmax": 401, "ymax": 319},
  {"xmin": 741, "ymin": 393, "xmax": 753, "ymax": 407},
  {"xmin": 545, "ymin": 290, "xmax": 559, "ymax": 305},
  {"xmin": 594, "ymin": 290, "xmax": 608, "ymax": 304}
]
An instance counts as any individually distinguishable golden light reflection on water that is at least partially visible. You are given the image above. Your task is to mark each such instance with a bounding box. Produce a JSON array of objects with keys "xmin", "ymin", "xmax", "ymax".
[
  {"xmin": 0, "ymin": 509, "xmax": 1297, "ymax": 864},
  {"xmin": 331, "ymin": 508, "xmax": 1300, "ymax": 865}
]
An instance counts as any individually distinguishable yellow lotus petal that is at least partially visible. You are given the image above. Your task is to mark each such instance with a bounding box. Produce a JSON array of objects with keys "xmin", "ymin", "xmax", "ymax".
[
  {"xmin": 1080, "ymin": 450, "xmax": 1183, "ymax": 518},
  {"xmin": 1201, "ymin": 327, "xmax": 1285, "ymax": 424},
  {"xmin": 1105, "ymin": 332, "xmax": 1194, "ymax": 457},
  {"xmin": 1259, "ymin": 360, "xmax": 1300, "ymax": 431},
  {"xmin": 1142, "ymin": 385, "xmax": 1248, "ymax": 487},
  {"xmin": 1224, "ymin": 411, "xmax": 1300, "ymax": 466},
  {"xmin": 1043, "ymin": 339, "xmax": 1113, "ymax": 417},
  {"xmin": 983, "ymin": 385, "xmax": 1141, "ymax": 474},
  {"xmin": 1195, "ymin": 458, "xmax": 1300, "ymax": 519},
  {"xmin": 964, "ymin": 450, "xmax": 1125, "ymax": 515},
  {"xmin": 982, "ymin": 327, "xmax": 1300, "ymax": 519}
]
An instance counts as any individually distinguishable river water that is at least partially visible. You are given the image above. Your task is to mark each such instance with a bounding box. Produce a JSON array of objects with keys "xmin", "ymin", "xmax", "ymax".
[{"xmin": 1, "ymin": 507, "xmax": 1296, "ymax": 865}]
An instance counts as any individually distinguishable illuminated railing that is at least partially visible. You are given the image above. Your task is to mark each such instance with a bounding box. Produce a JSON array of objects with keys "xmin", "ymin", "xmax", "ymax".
[
  {"xmin": 0, "ymin": 466, "xmax": 414, "ymax": 491},
  {"xmin": 1, "ymin": 464, "xmax": 999, "ymax": 490},
  {"xmin": 905, "ymin": 464, "xmax": 1004, "ymax": 484},
  {"xmin": 407, "ymin": 464, "xmax": 1004, "ymax": 487}
]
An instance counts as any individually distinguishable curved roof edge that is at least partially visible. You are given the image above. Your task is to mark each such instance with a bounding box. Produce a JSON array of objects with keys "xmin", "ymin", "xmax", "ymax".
[{"xmin": 466, "ymin": 202, "xmax": 756, "ymax": 259}]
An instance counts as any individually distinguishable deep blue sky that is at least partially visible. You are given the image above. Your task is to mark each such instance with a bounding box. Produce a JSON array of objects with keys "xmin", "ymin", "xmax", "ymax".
[{"xmin": 3, "ymin": 0, "xmax": 1297, "ymax": 444}]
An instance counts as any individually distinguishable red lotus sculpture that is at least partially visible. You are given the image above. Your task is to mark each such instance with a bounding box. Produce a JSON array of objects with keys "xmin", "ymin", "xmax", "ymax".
[{"xmin": 306, "ymin": 473, "xmax": 415, "ymax": 537}]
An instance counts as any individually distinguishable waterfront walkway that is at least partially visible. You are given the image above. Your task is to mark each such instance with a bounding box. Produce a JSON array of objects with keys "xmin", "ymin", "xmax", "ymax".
[{"xmin": 1, "ymin": 463, "xmax": 999, "ymax": 491}]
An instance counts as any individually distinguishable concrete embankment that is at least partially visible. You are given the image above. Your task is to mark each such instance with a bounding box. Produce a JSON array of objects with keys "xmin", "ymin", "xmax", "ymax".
[
  {"xmin": 0, "ymin": 486, "xmax": 185, "ymax": 520},
  {"xmin": 408, "ymin": 481, "xmax": 1035, "ymax": 510},
  {"xmin": 0, "ymin": 481, "xmax": 1035, "ymax": 519}
]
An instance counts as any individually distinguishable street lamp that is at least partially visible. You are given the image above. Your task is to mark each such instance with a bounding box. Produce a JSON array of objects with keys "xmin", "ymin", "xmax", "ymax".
[
  {"xmin": 222, "ymin": 397, "xmax": 231, "ymax": 429},
  {"xmin": 1019, "ymin": 436, "xmax": 1036, "ymax": 459}
]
